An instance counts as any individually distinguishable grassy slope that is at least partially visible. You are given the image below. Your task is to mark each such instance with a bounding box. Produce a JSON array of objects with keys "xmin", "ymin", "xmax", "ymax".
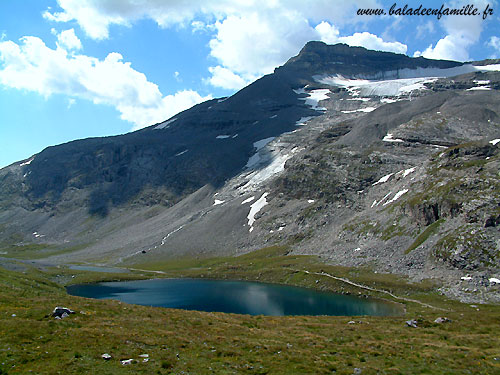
[{"xmin": 1, "ymin": 247, "xmax": 500, "ymax": 374}]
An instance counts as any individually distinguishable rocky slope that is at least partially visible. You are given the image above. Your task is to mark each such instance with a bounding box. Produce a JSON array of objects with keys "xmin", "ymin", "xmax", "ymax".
[{"xmin": 0, "ymin": 42, "xmax": 499, "ymax": 302}]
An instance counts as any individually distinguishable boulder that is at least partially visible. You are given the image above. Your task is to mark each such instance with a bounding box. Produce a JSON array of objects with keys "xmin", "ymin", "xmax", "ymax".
[
  {"xmin": 406, "ymin": 319, "xmax": 418, "ymax": 328},
  {"xmin": 52, "ymin": 306, "xmax": 75, "ymax": 319},
  {"xmin": 434, "ymin": 317, "xmax": 451, "ymax": 324}
]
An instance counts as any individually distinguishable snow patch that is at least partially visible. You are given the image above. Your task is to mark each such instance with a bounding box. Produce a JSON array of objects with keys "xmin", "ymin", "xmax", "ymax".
[
  {"xmin": 347, "ymin": 97, "xmax": 370, "ymax": 102},
  {"xmin": 161, "ymin": 225, "xmax": 184, "ymax": 246},
  {"xmin": 466, "ymin": 86, "xmax": 491, "ymax": 91},
  {"xmin": 216, "ymin": 135, "xmax": 230, "ymax": 139},
  {"xmin": 295, "ymin": 116, "xmax": 314, "ymax": 126},
  {"xmin": 213, "ymin": 199, "xmax": 225, "ymax": 206},
  {"xmin": 316, "ymin": 64, "xmax": 500, "ymax": 99},
  {"xmin": 243, "ymin": 152, "xmax": 292, "ymax": 189},
  {"xmin": 383, "ymin": 189, "xmax": 409, "ymax": 206},
  {"xmin": 241, "ymin": 196, "xmax": 255, "ymax": 205},
  {"xmin": 253, "ymin": 137, "xmax": 275, "ymax": 151},
  {"xmin": 359, "ymin": 107, "xmax": 376, "ymax": 112},
  {"xmin": 373, "ymin": 173, "xmax": 394, "ymax": 186},
  {"xmin": 245, "ymin": 137, "xmax": 276, "ymax": 169},
  {"xmin": 380, "ymin": 98, "xmax": 400, "ymax": 104},
  {"xmin": 490, "ymin": 139, "xmax": 500, "ymax": 146},
  {"xmin": 32, "ymin": 231, "xmax": 45, "ymax": 238},
  {"xmin": 477, "ymin": 64, "xmax": 500, "ymax": 71},
  {"xmin": 308, "ymin": 199, "xmax": 315, "ymax": 203},
  {"xmin": 269, "ymin": 114, "xmax": 278, "ymax": 119},
  {"xmin": 294, "ymin": 87, "xmax": 330, "ymax": 111},
  {"xmin": 402, "ymin": 167, "xmax": 416, "ymax": 178},
  {"xmin": 245, "ymin": 154, "xmax": 261, "ymax": 168},
  {"xmin": 317, "ymin": 75, "xmax": 436, "ymax": 97},
  {"xmin": 175, "ymin": 149, "xmax": 188, "ymax": 157},
  {"xmin": 461, "ymin": 276, "xmax": 472, "ymax": 281},
  {"xmin": 474, "ymin": 80, "xmax": 490, "ymax": 85},
  {"xmin": 247, "ymin": 193, "xmax": 268, "ymax": 232},
  {"xmin": 19, "ymin": 158, "xmax": 34, "ymax": 167},
  {"xmin": 341, "ymin": 107, "xmax": 376, "ymax": 114},
  {"xmin": 489, "ymin": 277, "xmax": 500, "ymax": 284},
  {"xmin": 155, "ymin": 117, "xmax": 176, "ymax": 130},
  {"xmin": 376, "ymin": 192, "xmax": 392, "ymax": 206},
  {"xmin": 383, "ymin": 133, "xmax": 404, "ymax": 143}
]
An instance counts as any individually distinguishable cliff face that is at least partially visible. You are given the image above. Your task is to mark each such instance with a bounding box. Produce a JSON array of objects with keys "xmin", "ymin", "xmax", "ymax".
[{"xmin": 0, "ymin": 42, "xmax": 499, "ymax": 302}]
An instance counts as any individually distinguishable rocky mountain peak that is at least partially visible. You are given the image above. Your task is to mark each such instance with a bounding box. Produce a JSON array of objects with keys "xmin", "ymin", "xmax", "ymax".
[{"xmin": 276, "ymin": 41, "xmax": 463, "ymax": 80}]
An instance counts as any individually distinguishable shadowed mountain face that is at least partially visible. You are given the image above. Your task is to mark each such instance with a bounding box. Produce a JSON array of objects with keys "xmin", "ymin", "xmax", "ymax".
[
  {"xmin": 1, "ymin": 42, "xmax": 499, "ymax": 303},
  {"xmin": 1, "ymin": 42, "xmax": 468, "ymax": 216}
]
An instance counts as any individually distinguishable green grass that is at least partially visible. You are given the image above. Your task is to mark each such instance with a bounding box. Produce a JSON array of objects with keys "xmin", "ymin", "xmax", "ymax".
[
  {"xmin": 1, "ymin": 246, "xmax": 500, "ymax": 374},
  {"xmin": 0, "ymin": 242, "xmax": 93, "ymax": 260}
]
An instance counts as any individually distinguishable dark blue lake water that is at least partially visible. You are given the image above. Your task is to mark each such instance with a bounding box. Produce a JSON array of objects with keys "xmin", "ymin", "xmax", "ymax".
[{"xmin": 66, "ymin": 278, "xmax": 402, "ymax": 316}]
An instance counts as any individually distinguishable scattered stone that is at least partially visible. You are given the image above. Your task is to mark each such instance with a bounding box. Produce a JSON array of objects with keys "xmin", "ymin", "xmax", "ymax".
[
  {"xmin": 11, "ymin": 314, "xmax": 16, "ymax": 317},
  {"xmin": 434, "ymin": 317, "xmax": 451, "ymax": 324},
  {"xmin": 101, "ymin": 353, "xmax": 112, "ymax": 360},
  {"xmin": 139, "ymin": 354, "xmax": 149, "ymax": 358},
  {"xmin": 348, "ymin": 320, "xmax": 356, "ymax": 324},
  {"xmin": 353, "ymin": 368, "xmax": 363, "ymax": 374},
  {"xmin": 406, "ymin": 319, "xmax": 418, "ymax": 328},
  {"xmin": 121, "ymin": 359, "xmax": 134, "ymax": 365},
  {"xmin": 489, "ymin": 277, "xmax": 500, "ymax": 285},
  {"xmin": 52, "ymin": 307, "xmax": 75, "ymax": 319}
]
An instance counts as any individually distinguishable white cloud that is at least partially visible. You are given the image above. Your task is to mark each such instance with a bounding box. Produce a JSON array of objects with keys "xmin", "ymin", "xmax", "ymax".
[
  {"xmin": 44, "ymin": 0, "xmax": 398, "ymax": 89},
  {"xmin": 0, "ymin": 36, "xmax": 210, "ymax": 129},
  {"xmin": 44, "ymin": 0, "xmax": 382, "ymax": 40},
  {"xmin": 56, "ymin": 29, "xmax": 82, "ymax": 51},
  {"xmin": 489, "ymin": 36, "xmax": 500, "ymax": 53},
  {"xmin": 207, "ymin": 11, "xmax": 405, "ymax": 85},
  {"xmin": 128, "ymin": 90, "xmax": 211, "ymax": 130},
  {"xmin": 414, "ymin": 0, "xmax": 490, "ymax": 61},
  {"xmin": 209, "ymin": 12, "xmax": 316, "ymax": 77},
  {"xmin": 207, "ymin": 66, "xmax": 251, "ymax": 90},
  {"xmin": 315, "ymin": 22, "xmax": 407, "ymax": 54},
  {"xmin": 191, "ymin": 21, "xmax": 208, "ymax": 33},
  {"xmin": 416, "ymin": 21, "xmax": 435, "ymax": 39},
  {"xmin": 414, "ymin": 35, "xmax": 471, "ymax": 61},
  {"xmin": 67, "ymin": 97, "xmax": 76, "ymax": 108}
]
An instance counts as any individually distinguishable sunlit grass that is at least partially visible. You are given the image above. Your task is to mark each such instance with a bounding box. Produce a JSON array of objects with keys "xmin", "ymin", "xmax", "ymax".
[{"xmin": 1, "ymin": 247, "xmax": 500, "ymax": 374}]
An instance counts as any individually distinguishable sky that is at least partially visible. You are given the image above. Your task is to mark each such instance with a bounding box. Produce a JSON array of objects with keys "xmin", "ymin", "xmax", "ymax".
[{"xmin": 0, "ymin": 0, "xmax": 499, "ymax": 168}]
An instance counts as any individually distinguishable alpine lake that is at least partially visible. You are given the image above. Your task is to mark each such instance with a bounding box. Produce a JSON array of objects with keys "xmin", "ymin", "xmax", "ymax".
[{"xmin": 67, "ymin": 278, "xmax": 403, "ymax": 316}]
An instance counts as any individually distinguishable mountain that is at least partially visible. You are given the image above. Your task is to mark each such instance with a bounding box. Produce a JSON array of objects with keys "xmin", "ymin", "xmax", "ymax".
[{"xmin": 1, "ymin": 42, "xmax": 499, "ymax": 302}]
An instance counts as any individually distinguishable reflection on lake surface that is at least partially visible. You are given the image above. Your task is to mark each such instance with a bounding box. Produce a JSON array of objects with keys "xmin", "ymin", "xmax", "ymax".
[{"xmin": 67, "ymin": 278, "xmax": 403, "ymax": 316}]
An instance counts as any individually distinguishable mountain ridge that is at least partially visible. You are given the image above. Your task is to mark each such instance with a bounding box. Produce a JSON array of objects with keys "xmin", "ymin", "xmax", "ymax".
[{"xmin": 1, "ymin": 42, "xmax": 499, "ymax": 303}]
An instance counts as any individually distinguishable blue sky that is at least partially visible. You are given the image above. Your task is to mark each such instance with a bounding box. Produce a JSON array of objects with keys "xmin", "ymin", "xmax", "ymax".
[{"xmin": 0, "ymin": 0, "xmax": 499, "ymax": 168}]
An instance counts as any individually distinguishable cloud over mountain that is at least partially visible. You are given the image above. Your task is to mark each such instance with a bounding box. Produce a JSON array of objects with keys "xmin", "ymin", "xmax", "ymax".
[{"xmin": 0, "ymin": 36, "xmax": 210, "ymax": 128}]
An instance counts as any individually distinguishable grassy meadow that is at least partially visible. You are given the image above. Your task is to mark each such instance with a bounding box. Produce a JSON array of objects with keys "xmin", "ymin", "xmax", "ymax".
[{"xmin": 1, "ymin": 246, "xmax": 499, "ymax": 374}]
